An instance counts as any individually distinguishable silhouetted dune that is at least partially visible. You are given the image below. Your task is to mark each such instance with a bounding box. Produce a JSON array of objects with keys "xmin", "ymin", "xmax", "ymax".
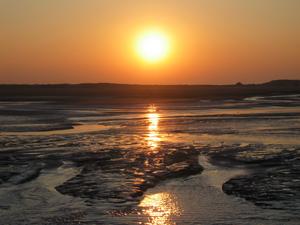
[
  {"xmin": 262, "ymin": 79, "xmax": 300, "ymax": 87},
  {"xmin": 0, "ymin": 80, "xmax": 299, "ymax": 101}
]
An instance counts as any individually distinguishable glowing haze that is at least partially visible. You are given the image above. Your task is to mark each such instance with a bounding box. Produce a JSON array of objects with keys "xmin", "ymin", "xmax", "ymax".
[{"xmin": 0, "ymin": 0, "xmax": 299, "ymax": 84}]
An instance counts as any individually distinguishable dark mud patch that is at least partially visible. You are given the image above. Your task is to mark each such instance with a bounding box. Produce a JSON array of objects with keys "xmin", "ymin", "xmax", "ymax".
[
  {"xmin": 55, "ymin": 144, "xmax": 203, "ymax": 210},
  {"xmin": 223, "ymin": 164, "xmax": 300, "ymax": 210},
  {"xmin": 205, "ymin": 144, "xmax": 300, "ymax": 210},
  {"xmin": 7, "ymin": 164, "xmax": 43, "ymax": 184},
  {"xmin": 0, "ymin": 163, "xmax": 45, "ymax": 185}
]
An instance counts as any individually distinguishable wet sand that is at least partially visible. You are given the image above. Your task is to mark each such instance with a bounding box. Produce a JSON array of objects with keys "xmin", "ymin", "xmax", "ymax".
[
  {"xmin": 122, "ymin": 156, "xmax": 298, "ymax": 225},
  {"xmin": 1, "ymin": 124, "xmax": 115, "ymax": 136},
  {"xmin": 0, "ymin": 95, "xmax": 299, "ymax": 224}
]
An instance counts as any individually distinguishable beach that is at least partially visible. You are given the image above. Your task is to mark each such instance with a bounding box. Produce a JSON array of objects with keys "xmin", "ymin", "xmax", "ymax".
[{"xmin": 0, "ymin": 94, "xmax": 299, "ymax": 224}]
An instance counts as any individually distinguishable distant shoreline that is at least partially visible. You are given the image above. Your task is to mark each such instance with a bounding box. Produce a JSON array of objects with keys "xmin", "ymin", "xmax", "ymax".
[{"xmin": 0, "ymin": 80, "xmax": 299, "ymax": 101}]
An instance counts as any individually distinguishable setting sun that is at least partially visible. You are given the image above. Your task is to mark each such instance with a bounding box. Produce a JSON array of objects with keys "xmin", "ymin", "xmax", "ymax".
[
  {"xmin": 136, "ymin": 30, "xmax": 170, "ymax": 63},
  {"xmin": 1, "ymin": 1, "xmax": 300, "ymax": 224}
]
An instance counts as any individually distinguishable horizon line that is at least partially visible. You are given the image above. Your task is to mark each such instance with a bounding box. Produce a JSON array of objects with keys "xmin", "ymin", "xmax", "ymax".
[{"xmin": 0, "ymin": 79, "xmax": 299, "ymax": 86}]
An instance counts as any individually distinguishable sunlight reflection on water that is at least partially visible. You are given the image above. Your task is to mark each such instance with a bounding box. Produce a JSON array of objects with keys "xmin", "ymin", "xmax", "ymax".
[
  {"xmin": 146, "ymin": 105, "xmax": 161, "ymax": 150},
  {"xmin": 139, "ymin": 192, "xmax": 181, "ymax": 225},
  {"xmin": 141, "ymin": 106, "xmax": 181, "ymax": 224}
]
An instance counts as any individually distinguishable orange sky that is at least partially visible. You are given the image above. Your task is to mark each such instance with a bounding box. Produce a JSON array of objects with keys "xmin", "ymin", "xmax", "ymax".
[{"xmin": 0, "ymin": 0, "xmax": 299, "ymax": 84}]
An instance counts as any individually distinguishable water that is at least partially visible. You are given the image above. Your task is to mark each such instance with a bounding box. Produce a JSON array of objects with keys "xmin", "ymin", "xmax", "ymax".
[{"xmin": 0, "ymin": 95, "xmax": 299, "ymax": 224}]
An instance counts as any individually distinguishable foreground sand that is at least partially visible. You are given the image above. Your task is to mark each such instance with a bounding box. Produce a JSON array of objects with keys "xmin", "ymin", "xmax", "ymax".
[{"xmin": 0, "ymin": 95, "xmax": 299, "ymax": 224}]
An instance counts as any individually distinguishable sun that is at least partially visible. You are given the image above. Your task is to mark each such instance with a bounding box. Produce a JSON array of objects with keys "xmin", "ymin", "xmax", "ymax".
[{"xmin": 136, "ymin": 30, "xmax": 170, "ymax": 63}]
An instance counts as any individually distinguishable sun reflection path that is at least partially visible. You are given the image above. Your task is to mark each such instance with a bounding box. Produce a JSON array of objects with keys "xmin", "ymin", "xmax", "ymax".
[
  {"xmin": 146, "ymin": 105, "xmax": 161, "ymax": 150},
  {"xmin": 139, "ymin": 192, "xmax": 181, "ymax": 225}
]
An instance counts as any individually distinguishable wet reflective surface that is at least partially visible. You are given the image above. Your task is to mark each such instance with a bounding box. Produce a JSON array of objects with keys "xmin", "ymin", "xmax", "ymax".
[
  {"xmin": 146, "ymin": 106, "xmax": 161, "ymax": 150},
  {"xmin": 0, "ymin": 95, "xmax": 299, "ymax": 224},
  {"xmin": 140, "ymin": 192, "xmax": 181, "ymax": 225}
]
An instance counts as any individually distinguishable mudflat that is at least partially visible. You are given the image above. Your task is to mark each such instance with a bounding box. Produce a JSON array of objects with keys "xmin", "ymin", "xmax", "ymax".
[{"xmin": 0, "ymin": 93, "xmax": 299, "ymax": 224}]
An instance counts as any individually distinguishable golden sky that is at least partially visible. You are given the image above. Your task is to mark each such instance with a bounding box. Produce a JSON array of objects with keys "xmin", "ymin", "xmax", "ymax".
[{"xmin": 0, "ymin": 0, "xmax": 299, "ymax": 84}]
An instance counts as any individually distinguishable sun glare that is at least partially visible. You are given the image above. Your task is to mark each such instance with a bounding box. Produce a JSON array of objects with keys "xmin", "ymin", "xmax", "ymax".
[{"xmin": 136, "ymin": 30, "xmax": 170, "ymax": 63}]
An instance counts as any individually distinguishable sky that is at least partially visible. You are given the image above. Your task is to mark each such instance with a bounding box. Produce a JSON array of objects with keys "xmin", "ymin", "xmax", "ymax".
[{"xmin": 0, "ymin": 0, "xmax": 299, "ymax": 84}]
